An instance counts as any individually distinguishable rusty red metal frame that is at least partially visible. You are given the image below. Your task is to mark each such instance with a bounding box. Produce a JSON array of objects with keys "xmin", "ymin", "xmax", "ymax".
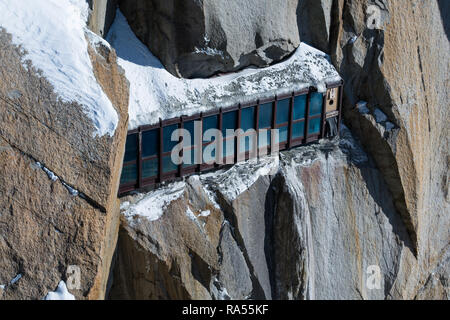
[{"xmin": 119, "ymin": 82, "xmax": 344, "ymax": 195}]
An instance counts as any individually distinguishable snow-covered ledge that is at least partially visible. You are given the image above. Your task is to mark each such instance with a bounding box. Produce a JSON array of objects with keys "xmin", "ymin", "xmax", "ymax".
[
  {"xmin": 0, "ymin": 0, "xmax": 118, "ymax": 137},
  {"xmin": 107, "ymin": 10, "xmax": 342, "ymax": 131}
]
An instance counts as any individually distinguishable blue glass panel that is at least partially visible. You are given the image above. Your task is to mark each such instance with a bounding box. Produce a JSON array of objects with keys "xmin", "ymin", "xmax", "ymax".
[
  {"xmin": 293, "ymin": 95, "xmax": 307, "ymax": 120},
  {"xmin": 258, "ymin": 130, "xmax": 271, "ymax": 148},
  {"xmin": 163, "ymin": 124, "xmax": 179, "ymax": 153},
  {"xmin": 124, "ymin": 133, "xmax": 138, "ymax": 162},
  {"xmin": 241, "ymin": 107, "xmax": 255, "ymax": 131},
  {"xmin": 120, "ymin": 164, "xmax": 137, "ymax": 184},
  {"xmin": 203, "ymin": 115, "xmax": 218, "ymax": 142},
  {"xmin": 142, "ymin": 158, "xmax": 158, "ymax": 178},
  {"xmin": 309, "ymin": 92, "xmax": 324, "ymax": 116},
  {"xmin": 275, "ymin": 126, "xmax": 288, "ymax": 143},
  {"xmin": 292, "ymin": 122, "xmax": 304, "ymax": 139},
  {"xmin": 276, "ymin": 98, "xmax": 290, "ymax": 124},
  {"xmin": 258, "ymin": 102, "xmax": 273, "ymax": 128},
  {"xmin": 162, "ymin": 155, "xmax": 177, "ymax": 173},
  {"xmin": 142, "ymin": 129, "xmax": 158, "ymax": 158},
  {"xmin": 308, "ymin": 118, "xmax": 321, "ymax": 135},
  {"xmin": 222, "ymin": 111, "xmax": 237, "ymax": 137},
  {"xmin": 183, "ymin": 121, "xmax": 195, "ymax": 147}
]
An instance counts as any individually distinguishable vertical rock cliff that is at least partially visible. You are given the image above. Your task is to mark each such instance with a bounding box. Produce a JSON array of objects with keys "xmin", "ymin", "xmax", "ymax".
[
  {"xmin": 109, "ymin": 129, "xmax": 417, "ymax": 299},
  {"xmin": 330, "ymin": 0, "xmax": 449, "ymax": 298},
  {"xmin": 0, "ymin": 1, "xmax": 129, "ymax": 299},
  {"xmin": 108, "ymin": 0, "xmax": 448, "ymax": 300},
  {"xmin": 118, "ymin": 0, "xmax": 301, "ymax": 78},
  {"xmin": 0, "ymin": 0, "xmax": 448, "ymax": 300}
]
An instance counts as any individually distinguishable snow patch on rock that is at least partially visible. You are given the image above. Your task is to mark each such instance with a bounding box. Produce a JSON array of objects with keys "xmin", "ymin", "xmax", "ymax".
[
  {"xmin": 185, "ymin": 205, "xmax": 207, "ymax": 229},
  {"xmin": 36, "ymin": 162, "xmax": 58, "ymax": 182},
  {"xmin": 122, "ymin": 182, "xmax": 186, "ymax": 222},
  {"xmin": 0, "ymin": 0, "xmax": 118, "ymax": 137},
  {"xmin": 185, "ymin": 206, "xmax": 197, "ymax": 221},
  {"xmin": 44, "ymin": 281, "xmax": 75, "ymax": 300},
  {"xmin": 200, "ymin": 155, "xmax": 280, "ymax": 201},
  {"xmin": 356, "ymin": 101, "xmax": 370, "ymax": 114},
  {"xmin": 35, "ymin": 161, "xmax": 81, "ymax": 196},
  {"xmin": 188, "ymin": 175, "xmax": 221, "ymax": 209},
  {"xmin": 199, "ymin": 210, "xmax": 211, "ymax": 217},
  {"xmin": 374, "ymin": 108, "xmax": 388, "ymax": 123},
  {"xmin": 10, "ymin": 273, "xmax": 22, "ymax": 285},
  {"xmin": 356, "ymin": 102, "xmax": 396, "ymax": 133},
  {"xmin": 194, "ymin": 46, "xmax": 225, "ymax": 58}
]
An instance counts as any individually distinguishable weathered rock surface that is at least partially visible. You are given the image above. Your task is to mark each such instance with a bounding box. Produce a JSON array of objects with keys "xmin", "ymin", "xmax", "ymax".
[
  {"xmin": 87, "ymin": 0, "xmax": 118, "ymax": 38},
  {"xmin": 275, "ymin": 0, "xmax": 450, "ymax": 299},
  {"xmin": 118, "ymin": 0, "xmax": 300, "ymax": 78},
  {"xmin": 1, "ymin": 0, "xmax": 448, "ymax": 301},
  {"xmin": 414, "ymin": 251, "xmax": 449, "ymax": 300},
  {"xmin": 0, "ymin": 27, "xmax": 129, "ymax": 299},
  {"xmin": 109, "ymin": 179, "xmax": 224, "ymax": 299},
  {"xmin": 108, "ymin": 1, "xmax": 448, "ymax": 300},
  {"xmin": 297, "ymin": 0, "xmax": 333, "ymax": 53},
  {"xmin": 324, "ymin": 0, "xmax": 449, "ymax": 298},
  {"xmin": 109, "ymin": 129, "xmax": 432, "ymax": 299}
]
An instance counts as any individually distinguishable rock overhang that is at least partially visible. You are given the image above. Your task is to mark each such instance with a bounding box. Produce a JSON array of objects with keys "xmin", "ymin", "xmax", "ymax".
[
  {"xmin": 131, "ymin": 42, "xmax": 342, "ymax": 130},
  {"xmin": 106, "ymin": 10, "xmax": 342, "ymax": 131}
]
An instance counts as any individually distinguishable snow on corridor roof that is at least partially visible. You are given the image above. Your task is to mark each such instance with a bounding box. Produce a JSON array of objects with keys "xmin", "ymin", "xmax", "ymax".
[
  {"xmin": 0, "ymin": 0, "xmax": 118, "ymax": 137},
  {"xmin": 107, "ymin": 10, "xmax": 342, "ymax": 131}
]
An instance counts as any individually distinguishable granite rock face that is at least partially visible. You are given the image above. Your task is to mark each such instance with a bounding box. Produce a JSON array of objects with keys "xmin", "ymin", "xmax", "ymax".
[
  {"xmin": 288, "ymin": 0, "xmax": 449, "ymax": 299},
  {"xmin": 327, "ymin": 0, "xmax": 449, "ymax": 298},
  {"xmin": 118, "ymin": 0, "xmax": 300, "ymax": 78},
  {"xmin": 87, "ymin": 0, "xmax": 118, "ymax": 38},
  {"xmin": 109, "ymin": 179, "xmax": 224, "ymax": 299},
  {"xmin": 108, "ymin": 0, "xmax": 448, "ymax": 300},
  {"xmin": 297, "ymin": 0, "xmax": 333, "ymax": 53},
  {"xmin": 109, "ymin": 130, "xmax": 424, "ymax": 299},
  {"xmin": 0, "ymin": 27, "xmax": 129, "ymax": 299}
]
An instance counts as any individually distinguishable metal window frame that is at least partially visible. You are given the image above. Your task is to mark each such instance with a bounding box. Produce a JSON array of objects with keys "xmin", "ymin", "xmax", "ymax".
[{"xmin": 118, "ymin": 82, "xmax": 344, "ymax": 195}]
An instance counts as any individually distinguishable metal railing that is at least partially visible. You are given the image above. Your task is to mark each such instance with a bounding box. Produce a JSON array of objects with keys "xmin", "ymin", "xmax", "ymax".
[{"xmin": 119, "ymin": 81, "xmax": 343, "ymax": 195}]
